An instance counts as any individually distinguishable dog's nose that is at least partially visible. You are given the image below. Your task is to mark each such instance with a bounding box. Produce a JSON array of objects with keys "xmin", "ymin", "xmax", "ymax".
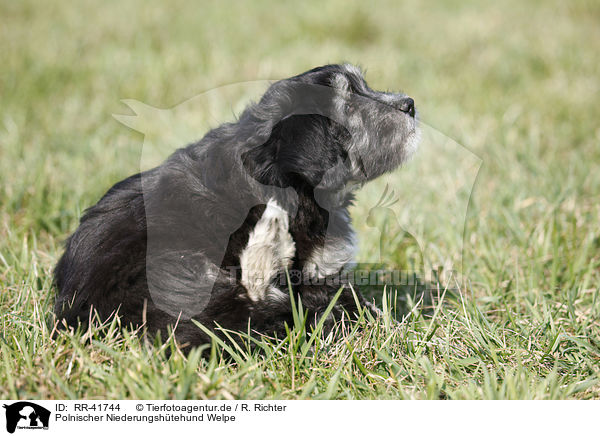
[{"xmin": 399, "ymin": 97, "xmax": 415, "ymax": 117}]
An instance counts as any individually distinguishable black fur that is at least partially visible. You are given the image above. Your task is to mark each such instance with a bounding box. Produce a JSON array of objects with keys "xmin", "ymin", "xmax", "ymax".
[{"xmin": 53, "ymin": 64, "xmax": 418, "ymax": 349}]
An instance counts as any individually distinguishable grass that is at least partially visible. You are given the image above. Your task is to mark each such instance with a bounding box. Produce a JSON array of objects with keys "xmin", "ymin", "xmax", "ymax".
[{"xmin": 1, "ymin": 0, "xmax": 599, "ymax": 399}]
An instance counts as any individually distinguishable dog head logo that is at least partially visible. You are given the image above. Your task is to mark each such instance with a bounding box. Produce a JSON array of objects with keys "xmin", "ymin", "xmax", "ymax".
[{"xmin": 3, "ymin": 402, "xmax": 50, "ymax": 433}]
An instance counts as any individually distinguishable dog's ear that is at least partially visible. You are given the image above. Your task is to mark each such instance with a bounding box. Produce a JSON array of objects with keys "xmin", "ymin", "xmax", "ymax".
[
  {"xmin": 239, "ymin": 75, "xmax": 353, "ymax": 190},
  {"xmin": 265, "ymin": 113, "xmax": 352, "ymax": 190},
  {"xmin": 246, "ymin": 80, "xmax": 338, "ymax": 128},
  {"xmin": 248, "ymin": 81, "xmax": 307, "ymax": 131},
  {"xmin": 234, "ymin": 81, "xmax": 293, "ymax": 147}
]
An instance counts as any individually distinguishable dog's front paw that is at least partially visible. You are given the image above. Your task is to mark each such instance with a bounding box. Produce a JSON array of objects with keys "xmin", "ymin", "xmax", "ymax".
[{"xmin": 240, "ymin": 199, "xmax": 295, "ymax": 302}]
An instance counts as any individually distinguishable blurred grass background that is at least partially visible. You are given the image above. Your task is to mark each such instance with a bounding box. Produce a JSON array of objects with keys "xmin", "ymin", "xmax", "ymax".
[{"xmin": 1, "ymin": 0, "xmax": 599, "ymax": 399}]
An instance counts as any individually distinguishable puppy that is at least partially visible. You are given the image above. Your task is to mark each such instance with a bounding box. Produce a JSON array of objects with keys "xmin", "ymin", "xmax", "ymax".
[{"xmin": 53, "ymin": 64, "xmax": 419, "ymax": 348}]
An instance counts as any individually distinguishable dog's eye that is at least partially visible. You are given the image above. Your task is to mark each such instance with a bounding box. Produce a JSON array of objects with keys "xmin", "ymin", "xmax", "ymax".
[{"xmin": 344, "ymin": 100, "xmax": 356, "ymax": 114}]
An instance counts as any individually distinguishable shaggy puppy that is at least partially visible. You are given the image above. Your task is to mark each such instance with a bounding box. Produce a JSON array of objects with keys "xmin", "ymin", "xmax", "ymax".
[{"xmin": 54, "ymin": 64, "xmax": 419, "ymax": 348}]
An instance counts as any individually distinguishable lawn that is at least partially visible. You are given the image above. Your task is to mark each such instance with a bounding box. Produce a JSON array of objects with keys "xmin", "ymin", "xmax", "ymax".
[{"xmin": 1, "ymin": 0, "xmax": 599, "ymax": 399}]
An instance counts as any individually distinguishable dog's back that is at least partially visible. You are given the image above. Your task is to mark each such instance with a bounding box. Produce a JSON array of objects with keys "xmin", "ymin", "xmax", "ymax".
[{"xmin": 54, "ymin": 172, "xmax": 149, "ymax": 326}]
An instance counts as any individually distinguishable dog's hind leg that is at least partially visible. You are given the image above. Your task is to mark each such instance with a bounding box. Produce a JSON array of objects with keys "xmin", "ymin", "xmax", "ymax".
[{"xmin": 239, "ymin": 199, "xmax": 295, "ymax": 302}]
